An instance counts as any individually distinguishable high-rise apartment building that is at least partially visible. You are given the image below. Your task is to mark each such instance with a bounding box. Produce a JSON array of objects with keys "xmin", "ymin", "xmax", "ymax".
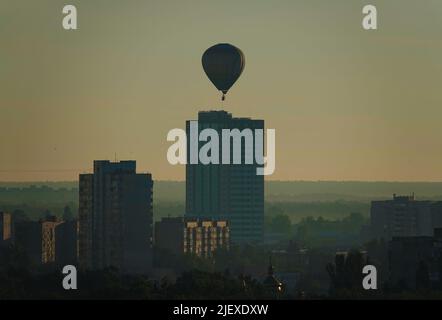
[
  {"xmin": 371, "ymin": 194, "xmax": 442, "ymax": 240},
  {"xmin": 389, "ymin": 228, "xmax": 442, "ymax": 289},
  {"xmin": 185, "ymin": 111, "xmax": 264, "ymax": 244},
  {"xmin": 78, "ymin": 160, "xmax": 153, "ymax": 274}
]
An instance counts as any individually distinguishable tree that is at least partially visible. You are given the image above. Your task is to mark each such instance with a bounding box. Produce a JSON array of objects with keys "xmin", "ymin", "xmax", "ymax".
[
  {"xmin": 12, "ymin": 209, "xmax": 29, "ymax": 222},
  {"xmin": 268, "ymin": 214, "xmax": 292, "ymax": 235},
  {"xmin": 63, "ymin": 205, "xmax": 74, "ymax": 221},
  {"xmin": 327, "ymin": 249, "xmax": 366, "ymax": 295}
]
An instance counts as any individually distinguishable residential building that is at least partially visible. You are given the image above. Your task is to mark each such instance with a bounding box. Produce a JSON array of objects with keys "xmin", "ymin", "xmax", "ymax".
[
  {"xmin": 78, "ymin": 160, "xmax": 153, "ymax": 274},
  {"xmin": 389, "ymin": 228, "xmax": 442, "ymax": 289},
  {"xmin": 371, "ymin": 194, "xmax": 442, "ymax": 240},
  {"xmin": 56, "ymin": 219, "xmax": 78, "ymax": 266},
  {"xmin": 0, "ymin": 211, "xmax": 13, "ymax": 247},
  {"xmin": 154, "ymin": 217, "xmax": 229, "ymax": 258},
  {"xmin": 15, "ymin": 215, "xmax": 62, "ymax": 265}
]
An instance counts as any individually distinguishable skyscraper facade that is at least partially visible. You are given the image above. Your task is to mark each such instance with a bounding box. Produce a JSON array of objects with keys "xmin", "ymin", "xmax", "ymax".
[
  {"xmin": 185, "ymin": 111, "xmax": 264, "ymax": 244},
  {"xmin": 78, "ymin": 160, "xmax": 153, "ymax": 274}
]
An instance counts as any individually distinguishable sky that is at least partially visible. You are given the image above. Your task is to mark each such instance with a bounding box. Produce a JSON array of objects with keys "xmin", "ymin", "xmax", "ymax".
[{"xmin": 1, "ymin": 0, "xmax": 442, "ymax": 181}]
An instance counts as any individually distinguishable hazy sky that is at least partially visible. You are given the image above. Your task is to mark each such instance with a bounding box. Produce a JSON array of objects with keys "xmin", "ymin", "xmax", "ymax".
[{"xmin": 1, "ymin": 0, "xmax": 442, "ymax": 181}]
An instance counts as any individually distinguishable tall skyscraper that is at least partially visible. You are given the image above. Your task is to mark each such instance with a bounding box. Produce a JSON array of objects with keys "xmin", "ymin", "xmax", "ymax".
[
  {"xmin": 78, "ymin": 160, "xmax": 153, "ymax": 274},
  {"xmin": 185, "ymin": 111, "xmax": 264, "ymax": 244}
]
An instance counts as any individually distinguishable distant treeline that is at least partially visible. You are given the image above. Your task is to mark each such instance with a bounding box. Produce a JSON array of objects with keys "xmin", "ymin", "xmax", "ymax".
[
  {"xmin": 2, "ymin": 180, "xmax": 442, "ymax": 202},
  {"xmin": 1, "ymin": 180, "xmax": 441, "ymax": 221},
  {"xmin": 266, "ymin": 181, "xmax": 442, "ymax": 201},
  {"xmin": 265, "ymin": 201, "xmax": 370, "ymax": 222}
]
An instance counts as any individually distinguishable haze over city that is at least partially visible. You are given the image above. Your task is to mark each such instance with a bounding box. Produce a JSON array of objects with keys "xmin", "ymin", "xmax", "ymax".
[{"xmin": 1, "ymin": 0, "xmax": 442, "ymax": 181}]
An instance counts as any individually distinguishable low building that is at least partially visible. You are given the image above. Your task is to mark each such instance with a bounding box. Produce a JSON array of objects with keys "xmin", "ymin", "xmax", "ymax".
[
  {"xmin": 15, "ymin": 216, "xmax": 76, "ymax": 266},
  {"xmin": 155, "ymin": 217, "xmax": 229, "ymax": 258},
  {"xmin": 0, "ymin": 212, "xmax": 14, "ymax": 247},
  {"xmin": 55, "ymin": 220, "xmax": 78, "ymax": 266},
  {"xmin": 270, "ymin": 244, "xmax": 309, "ymax": 272},
  {"xmin": 388, "ymin": 228, "xmax": 442, "ymax": 289},
  {"xmin": 41, "ymin": 216, "xmax": 63, "ymax": 264}
]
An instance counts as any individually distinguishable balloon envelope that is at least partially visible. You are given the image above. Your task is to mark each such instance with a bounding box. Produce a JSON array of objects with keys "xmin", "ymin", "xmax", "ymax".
[{"xmin": 202, "ymin": 43, "xmax": 245, "ymax": 99}]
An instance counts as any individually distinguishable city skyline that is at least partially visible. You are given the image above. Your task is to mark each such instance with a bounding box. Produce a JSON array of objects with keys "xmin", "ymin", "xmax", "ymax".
[
  {"xmin": 2, "ymin": 0, "xmax": 442, "ymax": 182},
  {"xmin": 4, "ymin": 0, "xmax": 442, "ymax": 305}
]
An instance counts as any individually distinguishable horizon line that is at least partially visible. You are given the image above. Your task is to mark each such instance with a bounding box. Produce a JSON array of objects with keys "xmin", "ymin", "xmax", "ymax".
[{"xmin": 3, "ymin": 180, "xmax": 442, "ymax": 184}]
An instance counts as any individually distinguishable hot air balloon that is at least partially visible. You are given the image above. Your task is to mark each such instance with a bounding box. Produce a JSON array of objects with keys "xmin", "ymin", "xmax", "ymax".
[{"xmin": 202, "ymin": 43, "xmax": 245, "ymax": 101}]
